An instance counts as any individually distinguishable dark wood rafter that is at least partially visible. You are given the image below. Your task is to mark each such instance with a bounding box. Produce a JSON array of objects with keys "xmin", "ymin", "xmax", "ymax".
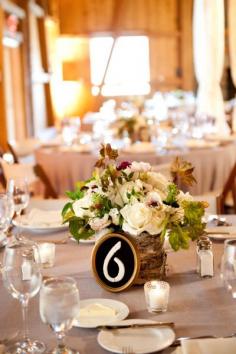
[
  {"xmin": 18, "ymin": 0, "xmax": 34, "ymax": 137},
  {"xmin": 0, "ymin": 5, "xmax": 7, "ymax": 150}
]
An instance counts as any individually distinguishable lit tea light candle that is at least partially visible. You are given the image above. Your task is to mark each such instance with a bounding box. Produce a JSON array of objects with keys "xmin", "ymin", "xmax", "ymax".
[
  {"xmin": 38, "ymin": 243, "xmax": 55, "ymax": 268},
  {"xmin": 144, "ymin": 280, "xmax": 170, "ymax": 313}
]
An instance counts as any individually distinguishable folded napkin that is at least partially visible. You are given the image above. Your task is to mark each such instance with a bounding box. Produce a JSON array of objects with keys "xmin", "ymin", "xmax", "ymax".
[
  {"xmin": 79, "ymin": 303, "xmax": 116, "ymax": 318},
  {"xmin": 20, "ymin": 208, "xmax": 62, "ymax": 227},
  {"xmin": 177, "ymin": 338, "xmax": 236, "ymax": 354}
]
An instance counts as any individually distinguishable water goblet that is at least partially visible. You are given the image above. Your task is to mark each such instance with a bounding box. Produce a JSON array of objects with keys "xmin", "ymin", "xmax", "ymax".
[
  {"xmin": 7, "ymin": 177, "xmax": 30, "ymax": 216},
  {"xmin": 0, "ymin": 193, "xmax": 14, "ymax": 244},
  {"xmin": 2, "ymin": 238, "xmax": 45, "ymax": 353},
  {"xmin": 40, "ymin": 276, "xmax": 80, "ymax": 354},
  {"xmin": 221, "ymin": 239, "xmax": 236, "ymax": 296}
]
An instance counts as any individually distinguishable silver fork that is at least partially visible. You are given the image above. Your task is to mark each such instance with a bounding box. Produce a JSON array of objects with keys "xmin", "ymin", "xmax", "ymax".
[{"xmin": 122, "ymin": 346, "xmax": 134, "ymax": 354}]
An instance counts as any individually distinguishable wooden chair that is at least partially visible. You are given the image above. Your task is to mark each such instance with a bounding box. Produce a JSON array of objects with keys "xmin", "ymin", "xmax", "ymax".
[
  {"xmin": 216, "ymin": 162, "xmax": 236, "ymax": 214},
  {"xmin": 33, "ymin": 164, "xmax": 58, "ymax": 199},
  {"xmin": 7, "ymin": 142, "xmax": 19, "ymax": 163},
  {"xmin": 0, "ymin": 158, "xmax": 58, "ymax": 199}
]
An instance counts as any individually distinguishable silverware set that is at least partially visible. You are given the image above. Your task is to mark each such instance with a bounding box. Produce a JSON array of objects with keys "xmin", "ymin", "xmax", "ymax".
[
  {"xmin": 122, "ymin": 346, "xmax": 134, "ymax": 354},
  {"xmin": 97, "ymin": 321, "xmax": 175, "ymax": 330}
]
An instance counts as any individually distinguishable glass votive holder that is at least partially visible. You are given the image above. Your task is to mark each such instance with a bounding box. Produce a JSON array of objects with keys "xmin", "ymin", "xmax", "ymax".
[
  {"xmin": 38, "ymin": 243, "xmax": 55, "ymax": 268},
  {"xmin": 144, "ymin": 280, "xmax": 170, "ymax": 313}
]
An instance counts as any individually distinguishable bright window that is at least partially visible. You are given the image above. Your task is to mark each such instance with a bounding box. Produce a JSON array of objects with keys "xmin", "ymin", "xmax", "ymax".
[{"xmin": 89, "ymin": 35, "xmax": 150, "ymax": 96}]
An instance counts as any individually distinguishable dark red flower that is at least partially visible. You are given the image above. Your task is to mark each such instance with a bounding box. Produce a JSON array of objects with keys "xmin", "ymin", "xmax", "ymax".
[{"xmin": 117, "ymin": 161, "xmax": 131, "ymax": 171}]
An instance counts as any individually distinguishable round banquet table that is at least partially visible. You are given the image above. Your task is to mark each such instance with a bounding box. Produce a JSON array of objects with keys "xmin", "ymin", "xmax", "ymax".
[
  {"xmin": 1, "ymin": 208, "xmax": 236, "ymax": 354},
  {"xmin": 35, "ymin": 142, "xmax": 236, "ymax": 196}
]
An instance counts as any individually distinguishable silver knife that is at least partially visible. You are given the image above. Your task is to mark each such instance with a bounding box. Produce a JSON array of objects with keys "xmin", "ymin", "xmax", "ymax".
[{"xmin": 97, "ymin": 321, "xmax": 175, "ymax": 330}]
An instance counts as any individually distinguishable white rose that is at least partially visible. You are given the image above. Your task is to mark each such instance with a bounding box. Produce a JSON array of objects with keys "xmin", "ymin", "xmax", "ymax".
[
  {"xmin": 109, "ymin": 208, "xmax": 120, "ymax": 225},
  {"xmin": 89, "ymin": 214, "xmax": 111, "ymax": 231},
  {"xmin": 130, "ymin": 161, "xmax": 151, "ymax": 173},
  {"xmin": 120, "ymin": 202, "xmax": 152, "ymax": 236}
]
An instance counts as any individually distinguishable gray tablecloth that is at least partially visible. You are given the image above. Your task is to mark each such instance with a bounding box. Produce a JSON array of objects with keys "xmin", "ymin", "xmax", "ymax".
[
  {"xmin": 1, "ymin": 215, "xmax": 236, "ymax": 353},
  {"xmin": 35, "ymin": 142, "xmax": 236, "ymax": 196}
]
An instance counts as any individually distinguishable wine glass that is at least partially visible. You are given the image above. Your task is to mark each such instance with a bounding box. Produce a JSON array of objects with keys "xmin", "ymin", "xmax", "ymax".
[
  {"xmin": 221, "ymin": 239, "xmax": 236, "ymax": 296},
  {"xmin": 0, "ymin": 193, "xmax": 14, "ymax": 243},
  {"xmin": 7, "ymin": 178, "xmax": 30, "ymax": 216},
  {"xmin": 40, "ymin": 276, "xmax": 80, "ymax": 354},
  {"xmin": 2, "ymin": 238, "xmax": 45, "ymax": 353}
]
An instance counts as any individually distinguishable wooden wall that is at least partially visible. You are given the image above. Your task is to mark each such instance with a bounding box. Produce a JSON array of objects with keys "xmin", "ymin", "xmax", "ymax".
[{"xmin": 56, "ymin": 0, "xmax": 195, "ymax": 93}]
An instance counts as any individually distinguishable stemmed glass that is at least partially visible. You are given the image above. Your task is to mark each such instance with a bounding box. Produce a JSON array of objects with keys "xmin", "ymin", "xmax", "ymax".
[
  {"xmin": 7, "ymin": 178, "xmax": 30, "ymax": 216},
  {"xmin": 0, "ymin": 193, "xmax": 14, "ymax": 244},
  {"xmin": 221, "ymin": 239, "xmax": 236, "ymax": 296},
  {"xmin": 40, "ymin": 276, "xmax": 80, "ymax": 354},
  {"xmin": 2, "ymin": 238, "xmax": 45, "ymax": 353}
]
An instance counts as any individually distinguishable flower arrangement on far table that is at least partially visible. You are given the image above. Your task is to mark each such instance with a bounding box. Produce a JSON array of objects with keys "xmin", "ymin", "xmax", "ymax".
[
  {"xmin": 62, "ymin": 144, "xmax": 207, "ymax": 252},
  {"xmin": 111, "ymin": 115, "xmax": 151, "ymax": 143}
]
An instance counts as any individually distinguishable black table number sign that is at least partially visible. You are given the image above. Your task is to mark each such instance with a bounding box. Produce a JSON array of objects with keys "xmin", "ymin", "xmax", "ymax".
[{"xmin": 92, "ymin": 233, "xmax": 140, "ymax": 292}]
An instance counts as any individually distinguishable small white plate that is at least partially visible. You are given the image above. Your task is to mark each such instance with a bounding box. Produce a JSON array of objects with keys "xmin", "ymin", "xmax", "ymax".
[
  {"xmin": 13, "ymin": 217, "xmax": 68, "ymax": 234},
  {"xmin": 97, "ymin": 319, "xmax": 175, "ymax": 354},
  {"xmin": 74, "ymin": 298, "xmax": 129, "ymax": 329},
  {"xmin": 79, "ymin": 236, "xmax": 96, "ymax": 244}
]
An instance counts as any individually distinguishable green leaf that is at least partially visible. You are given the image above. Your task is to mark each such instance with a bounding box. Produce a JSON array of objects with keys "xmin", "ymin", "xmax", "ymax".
[
  {"xmin": 61, "ymin": 202, "xmax": 73, "ymax": 217},
  {"xmin": 164, "ymin": 183, "xmax": 179, "ymax": 206},
  {"xmin": 68, "ymin": 218, "xmax": 95, "ymax": 241},
  {"xmin": 66, "ymin": 189, "xmax": 84, "ymax": 200}
]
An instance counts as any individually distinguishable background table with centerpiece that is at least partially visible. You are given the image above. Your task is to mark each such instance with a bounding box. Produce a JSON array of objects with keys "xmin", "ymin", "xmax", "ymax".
[{"xmin": 35, "ymin": 141, "xmax": 236, "ymax": 196}]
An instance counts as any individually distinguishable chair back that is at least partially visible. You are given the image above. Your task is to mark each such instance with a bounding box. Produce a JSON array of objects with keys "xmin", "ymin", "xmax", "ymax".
[
  {"xmin": 0, "ymin": 158, "xmax": 58, "ymax": 199},
  {"xmin": 216, "ymin": 162, "xmax": 236, "ymax": 214}
]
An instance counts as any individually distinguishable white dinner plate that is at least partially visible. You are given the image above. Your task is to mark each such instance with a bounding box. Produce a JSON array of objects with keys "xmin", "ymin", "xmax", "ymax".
[
  {"xmin": 206, "ymin": 226, "xmax": 236, "ymax": 235},
  {"xmin": 13, "ymin": 217, "xmax": 68, "ymax": 234},
  {"xmin": 97, "ymin": 319, "xmax": 175, "ymax": 354},
  {"xmin": 207, "ymin": 233, "xmax": 236, "ymax": 241},
  {"xmin": 74, "ymin": 298, "xmax": 129, "ymax": 328}
]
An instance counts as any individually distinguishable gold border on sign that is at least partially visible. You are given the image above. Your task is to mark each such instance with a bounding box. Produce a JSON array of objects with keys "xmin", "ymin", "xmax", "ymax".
[{"xmin": 91, "ymin": 233, "xmax": 140, "ymax": 292}]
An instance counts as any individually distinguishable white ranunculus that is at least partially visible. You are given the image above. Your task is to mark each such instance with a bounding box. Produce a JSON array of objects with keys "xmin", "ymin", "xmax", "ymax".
[
  {"xmin": 114, "ymin": 181, "xmax": 143, "ymax": 205},
  {"xmin": 89, "ymin": 214, "xmax": 111, "ymax": 231},
  {"xmin": 109, "ymin": 208, "xmax": 120, "ymax": 225},
  {"xmin": 73, "ymin": 194, "xmax": 94, "ymax": 218},
  {"xmin": 146, "ymin": 172, "xmax": 169, "ymax": 198},
  {"xmin": 120, "ymin": 202, "xmax": 152, "ymax": 236},
  {"xmin": 145, "ymin": 191, "xmax": 163, "ymax": 206},
  {"xmin": 130, "ymin": 161, "xmax": 151, "ymax": 173}
]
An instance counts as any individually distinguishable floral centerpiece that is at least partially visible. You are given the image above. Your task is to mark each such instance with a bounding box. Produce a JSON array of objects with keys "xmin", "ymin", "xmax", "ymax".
[
  {"xmin": 62, "ymin": 144, "xmax": 207, "ymax": 282},
  {"xmin": 111, "ymin": 115, "xmax": 150, "ymax": 143}
]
